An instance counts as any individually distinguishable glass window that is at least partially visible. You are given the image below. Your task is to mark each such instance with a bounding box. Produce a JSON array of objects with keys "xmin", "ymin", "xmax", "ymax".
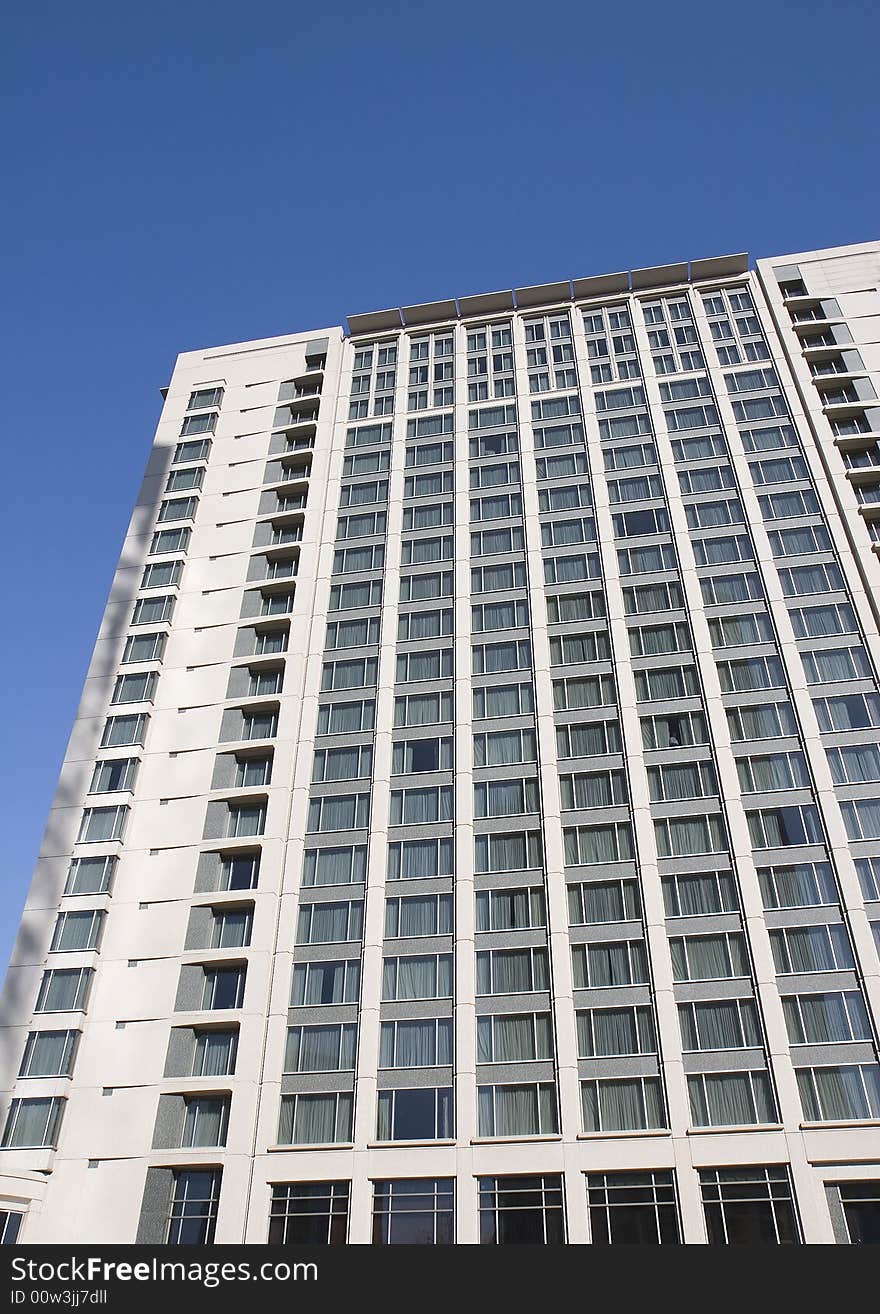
[
  {"xmin": 479, "ymin": 1175, "xmax": 564, "ymax": 1245},
  {"xmin": 587, "ymin": 1171, "xmax": 680, "ymax": 1245},
  {"xmin": 372, "ymin": 1179, "xmax": 454, "ymax": 1245},
  {"xmin": 278, "ymin": 1093, "xmax": 353, "ymax": 1145},
  {"xmin": 1, "ymin": 1098, "xmax": 65, "ymax": 1148},
  {"xmin": 269, "ymin": 1182, "xmax": 349, "ymax": 1245},
  {"xmin": 581, "ymin": 1078, "xmax": 665, "ymax": 1132},
  {"xmin": 700, "ymin": 1167, "xmax": 800, "ymax": 1244},
  {"xmin": 376, "ymin": 1087, "xmax": 453, "ymax": 1141}
]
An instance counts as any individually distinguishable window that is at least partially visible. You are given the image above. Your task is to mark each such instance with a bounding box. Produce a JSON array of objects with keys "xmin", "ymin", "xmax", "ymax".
[
  {"xmin": 571, "ymin": 940, "xmax": 648, "ymax": 988},
  {"xmin": 395, "ymin": 649, "xmax": 453, "ymax": 683},
  {"xmin": 269, "ymin": 1182, "xmax": 349, "ymax": 1246},
  {"xmin": 0, "ymin": 1212, "xmax": 23, "ymax": 1244},
  {"xmin": 278, "ymin": 1093, "xmax": 353, "ymax": 1145},
  {"xmin": 547, "ymin": 589, "xmax": 605, "ymax": 622},
  {"xmin": 35, "ymin": 968, "xmax": 92, "ymax": 1013},
  {"xmin": 77, "ymin": 806, "xmax": 127, "ymax": 843},
  {"xmin": 474, "ymin": 778, "xmax": 539, "ymax": 818},
  {"xmin": 746, "ymin": 805, "xmax": 822, "ymax": 848},
  {"xmin": 379, "ymin": 1019, "xmax": 453, "ymax": 1068},
  {"xmin": 655, "ymin": 814, "xmax": 727, "ymax": 859},
  {"xmin": 568, "ymin": 879, "xmax": 639, "ymax": 924},
  {"xmin": 726, "ymin": 702, "xmax": 796, "ymax": 742},
  {"xmin": 478, "ymin": 1084, "xmax": 557, "ymax": 1136},
  {"xmin": 550, "ymin": 630, "xmax": 610, "ymax": 665},
  {"xmin": 813, "ymin": 693, "xmax": 880, "ymax": 731},
  {"xmin": 64, "ymin": 855, "xmax": 115, "ymax": 895},
  {"xmin": 122, "ymin": 632, "xmax": 166, "ymax": 663},
  {"xmin": 471, "ymin": 527, "xmax": 525, "ymax": 557},
  {"xmin": 303, "ymin": 846, "xmax": 367, "ymax": 887},
  {"xmin": 700, "ymin": 1167, "xmax": 800, "ymax": 1244},
  {"xmin": 581, "ymin": 1078, "xmax": 664, "ymax": 1132},
  {"xmin": 670, "ymin": 933, "xmax": 748, "ymax": 981},
  {"xmin": 389, "ymin": 786, "xmax": 453, "ymax": 825},
  {"xmin": 376, "ymin": 1088, "xmax": 453, "ymax": 1141},
  {"xmin": 856, "ymin": 856, "xmax": 880, "ymax": 901},
  {"xmin": 329, "ymin": 580, "xmax": 382, "ymax": 611},
  {"xmin": 841, "ymin": 798, "xmax": 880, "ymax": 842},
  {"xmin": 193, "ymin": 1030, "xmax": 238, "ymax": 1078},
  {"xmin": 187, "ymin": 387, "xmax": 223, "ymax": 411},
  {"xmin": 111, "ymin": 672, "xmax": 157, "ymax": 704},
  {"xmin": 201, "ymin": 966, "xmax": 246, "ymax": 1010},
  {"xmin": 473, "ymin": 599, "xmax": 529, "ymax": 633},
  {"xmin": 479, "ymin": 1175, "xmax": 564, "ymax": 1244},
  {"xmin": 388, "ymin": 837, "xmax": 454, "ymax": 882},
  {"xmin": 837, "ymin": 1183, "xmax": 880, "ymax": 1244},
  {"xmin": 641, "ymin": 711, "xmax": 708, "ymax": 750},
  {"xmin": 285, "ymin": 1025, "xmax": 357, "ymax": 1073},
  {"xmin": 174, "ymin": 437, "xmax": 212, "ymax": 464},
  {"xmin": 473, "ymin": 683, "xmax": 534, "ymax": 719},
  {"xmin": 89, "ymin": 757, "xmax": 137, "ymax": 793},
  {"xmin": 385, "ymin": 894, "xmax": 452, "ymax": 938},
  {"xmin": 157, "ymin": 497, "xmax": 198, "ymax": 523},
  {"xmin": 317, "ymin": 700, "xmax": 375, "ymax": 735},
  {"xmin": 372, "ymin": 1180, "xmax": 454, "ymax": 1246},
  {"xmin": 182, "ymin": 1097, "xmax": 229, "ymax": 1148},
  {"xmin": 476, "ymin": 948, "xmax": 548, "ymax": 995},
  {"xmin": 311, "ymin": 745, "xmax": 372, "ymax": 783},
  {"xmin": 709, "ymin": 612, "xmax": 772, "ymax": 648},
  {"xmin": 662, "ymin": 871, "xmax": 738, "ymax": 917},
  {"xmin": 391, "ymin": 736, "xmax": 452, "ymax": 773},
  {"xmin": 211, "ymin": 908, "xmax": 252, "ymax": 949},
  {"xmin": 782, "ymin": 992, "xmax": 871, "ymax": 1045},
  {"xmin": 226, "ymin": 802, "xmax": 265, "ymax": 838},
  {"xmin": 306, "ymin": 794, "xmax": 370, "ymax": 832},
  {"xmin": 50, "ymin": 911, "xmax": 104, "ymax": 952},
  {"xmin": 758, "ymin": 862, "xmax": 836, "ymax": 909},
  {"xmin": 394, "ymin": 691, "xmax": 453, "ymax": 727},
  {"xmin": 474, "ymin": 998, "xmax": 553, "ymax": 1072},
  {"xmin": 796, "ymin": 1065, "xmax": 880, "ymax": 1121},
  {"xmin": 291, "ymin": 960, "xmax": 360, "ymax": 1006},
  {"xmin": 768, "ymin": 924, "xmax": 853, "ymax": 974},
  {"xmin": 382, "ymin": 955, "xmax": 452, "ymax": 1000},
  {"xmin": 737, "ymin": 753, "xmax": 809, "ymax": 793},
  {"xmin": 634, "ymin": 665, "xmax": 698, "ymax": 702},
  {"xmin": 399, "ymin": 570, "xmax": 453, "ymax": 601},
  {"xmin": 587, "ymin": 1172, "xmax": 680, "ymax": 1245},
  {"xmin": 219, "ymin": 853, "xmax": 260, "ymax": 891},
  {"xmin": 18, "ymin": 1030, "xmax": 79, "ymax": 1078},
  {"xmin": 576, "ymin": 1007, "xmax": 656, "ymax": 1057},
  {"xmin": 2, "ymin": 1098, "xmax": 65, "ymax": 1149},
  {"xmin": 142, "ymin": 558, "xmax": 183, "ymax": 588},
  {"xmin": 475, "ymin": 830, "xmax": 543, "ymax": 873},
  {"xmin": 556, "ymin": 720, "xmax": 621, "ymax": 759},
  {"xmin": 648, "ymin": 762, "xmax": 716, "ymax": 802},
  {"xmin": 827, "ymin": 744, "xmax": 880, "ymax": 786},
  {"xmin": 553, "ymin": 673, "xmax": 616, "ymax": 711},
  {"xmin": 473, "ymin": 729, "xmax": 536, "ymax": 768},
  {"xmin": 236, "ymin": 755, "xmax": 272, "ymax": 788},
  {"xmin": 475, "ymin": 638, "xmax": 530, "ymax": 672},
  {"xmin": 241, "ymin": 710, "xmax": 277, "ymax": 740},
  {"xmin": 564, "ymin": 822, "xmax": 633, "ymax": 865},
  {"xmin": 132, "ymin": 595, "xmax": 174, "ymax": 625},
  {"xmin": 296, "ymin": 901, "xmax": 363, "ymax": 945},
  {"xmin": 679, "ymin": 1000, "xmax": 760, "ymax": 1051},
  {"xmin": 475, "ymin": 888, "xmax": 546, "ymax": 931}
]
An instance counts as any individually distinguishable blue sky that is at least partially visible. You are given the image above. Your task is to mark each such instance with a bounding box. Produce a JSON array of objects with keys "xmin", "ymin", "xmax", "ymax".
[{"xmin": 1, "ymin": 0, "xmax": 878, "ymax": 972}]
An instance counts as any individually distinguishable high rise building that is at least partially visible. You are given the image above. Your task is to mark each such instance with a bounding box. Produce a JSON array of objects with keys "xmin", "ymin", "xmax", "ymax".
[{"xmin": 2, "ymin": 240, "xmax": 880, "ymax": 1247}]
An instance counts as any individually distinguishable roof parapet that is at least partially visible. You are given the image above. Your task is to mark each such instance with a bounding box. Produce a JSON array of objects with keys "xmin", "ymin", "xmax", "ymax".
[{"xmin": 346, "ymin": 252, "xmax": 750, "ymax": 336}]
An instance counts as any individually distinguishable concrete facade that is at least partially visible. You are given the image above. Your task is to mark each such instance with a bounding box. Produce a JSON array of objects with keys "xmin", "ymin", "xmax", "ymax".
[{"xmin": 1, "ymin": 243, "xmax": 880, "ymax": 1245}]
